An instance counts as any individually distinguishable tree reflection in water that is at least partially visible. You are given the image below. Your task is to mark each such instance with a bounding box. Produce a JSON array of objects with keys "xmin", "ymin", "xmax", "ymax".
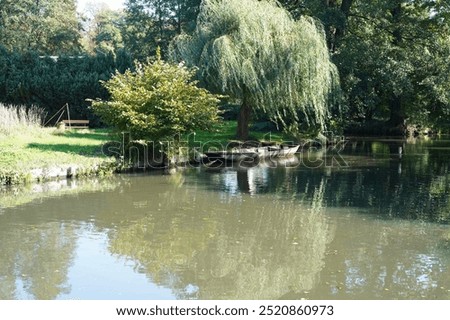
[
  {"xmin": 110, "ymin": 174, "xmax": 333, "ymax": 299},
  {"xmin": 0, "ymin": 138, "xmax": 450, "ymax": 299},
  {"xmin": 0, "ymin": 223, "xmax": 76, "ymax": 299}
]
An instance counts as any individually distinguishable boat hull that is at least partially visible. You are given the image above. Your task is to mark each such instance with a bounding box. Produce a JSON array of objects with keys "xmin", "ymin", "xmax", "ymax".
[{"xmin": 204, "ymin": 145, "xmax": 299, "ymax": 163}]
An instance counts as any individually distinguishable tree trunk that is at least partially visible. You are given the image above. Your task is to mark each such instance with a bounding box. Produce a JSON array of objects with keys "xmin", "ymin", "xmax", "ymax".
[
  {"xmin": 390, "ymin": 1, "xmax": 403, "ymax": 46},
  {"xmin": 340, "ymin": 0, "xmax": 353, "ymax": 18},
  {"xmin": 324, "ymin": 0, "xmax": 353, "ymax": 52},
  {"xmin": 387, "ymin": 1, "xmax": 405, "ymax": 135},
  {"xmin": 387, "ymin": 96, "xmax": 406, "ymax": 135},
  {"xmin": 237, "ymin": 94, "xmax": 252, "ymax": 141}
]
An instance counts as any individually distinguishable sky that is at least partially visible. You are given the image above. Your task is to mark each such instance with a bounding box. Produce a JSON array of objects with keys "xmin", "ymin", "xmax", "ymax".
[{"xmin": 76, "ymin": 0, "xmax": 125, "ymax": 13}]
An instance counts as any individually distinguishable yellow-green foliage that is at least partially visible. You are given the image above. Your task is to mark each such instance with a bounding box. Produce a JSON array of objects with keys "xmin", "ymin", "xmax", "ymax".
[
  {"xmin": 91, "ymin": 53, "xmax": 222, "ymax": 141},
  {"xmin": 172, "ymin": 0, "xmax": 339, "ymax": 129}
]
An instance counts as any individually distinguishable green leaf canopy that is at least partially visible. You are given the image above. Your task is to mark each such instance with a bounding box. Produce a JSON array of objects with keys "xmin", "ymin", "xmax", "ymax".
[
  {"xmin": 91, "ymin": 55, "xmax": 221, "ymax": 141},
  {"xmin": 171, "ymin": 0, "xmax": 339, "ymax": 138}
]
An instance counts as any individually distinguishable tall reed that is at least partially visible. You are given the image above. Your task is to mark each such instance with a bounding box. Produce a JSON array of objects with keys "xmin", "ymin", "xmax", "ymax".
[{"xmin": 0, "ymin": 103, "xmax": 46, "ymax": 136}]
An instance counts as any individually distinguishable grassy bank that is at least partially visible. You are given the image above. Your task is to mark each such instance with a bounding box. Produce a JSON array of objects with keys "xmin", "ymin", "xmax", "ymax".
[
  {"xmin": 191, "ymin": 120, "xmax": 290, "ymax": 147},
  {"xmin": 0, "ymin": 102, "xmax": 292, "ymax": 185},
  {"xmin": 1, "ymin": 102, "xmax": 121, "ymax": 185},
  {"xmin": 0, "ymin": 127, "xmax": 116, "ymax": 185}
]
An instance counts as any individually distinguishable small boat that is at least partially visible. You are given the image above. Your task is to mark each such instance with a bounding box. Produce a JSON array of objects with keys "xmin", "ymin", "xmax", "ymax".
[
  {"xmin": 256, "ymin": 144, "xmax": 300, "ymax": 158},
  {"xmin": 204, "ymin": 148, "xmax": 259, "ymax": 162},
  {"xmin": 204, "ymin": 145, "xmax": 299, "ymax": 163}
]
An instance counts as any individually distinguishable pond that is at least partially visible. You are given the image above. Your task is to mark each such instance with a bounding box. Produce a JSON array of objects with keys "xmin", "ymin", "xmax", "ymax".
[{"xmin": 1, "ymin": 138, "xmax": 450, "ymax": 300}]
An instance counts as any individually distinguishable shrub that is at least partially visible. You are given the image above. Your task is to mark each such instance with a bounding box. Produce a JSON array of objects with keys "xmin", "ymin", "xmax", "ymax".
[
  {"xmin": 0, "ymin": 49, "xmax": 133, "ymax": 126},
  {"xmin": 91, "ymin": 51, "xmax": 222, "ymax": 141}
]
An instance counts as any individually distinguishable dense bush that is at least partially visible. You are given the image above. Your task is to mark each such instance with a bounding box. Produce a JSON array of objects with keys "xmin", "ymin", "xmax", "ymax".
[
  {"xmin": 91, "ymin": 52, "xmax": 222, "ymax": 141},
  {"xmin": 0, "ymin": 47, "xmax": 133, "ymax": 126}
]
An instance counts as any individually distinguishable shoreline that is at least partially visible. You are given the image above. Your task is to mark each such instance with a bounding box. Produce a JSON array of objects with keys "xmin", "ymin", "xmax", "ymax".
[
  {"xmin": 0, "ymin": 160, "xmax": 119, "ymax": 186},
  {"xmin": 2, "ymin": 125, "xmax": 438, "ymax": 187},
  {"xmin": 0, "ymin": 128, "xmax": 118, "ymax": 186}
]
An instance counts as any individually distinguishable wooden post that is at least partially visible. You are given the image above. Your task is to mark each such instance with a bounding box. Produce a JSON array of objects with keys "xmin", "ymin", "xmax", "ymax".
[{"xmin": 66, "ymin": 103, "xmax": 71, "ymax": 129}]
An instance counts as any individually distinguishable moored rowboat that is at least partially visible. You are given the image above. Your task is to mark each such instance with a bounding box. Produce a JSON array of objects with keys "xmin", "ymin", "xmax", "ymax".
[{"xmin": 204, "ymin": 145, "xmax": 299, "ymax": 162}]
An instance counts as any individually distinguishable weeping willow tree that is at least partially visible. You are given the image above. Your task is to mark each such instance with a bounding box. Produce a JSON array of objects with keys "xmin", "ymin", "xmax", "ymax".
[{"xmin": 171, "ymin": 0, "xmax": 339, "ymax": 140}]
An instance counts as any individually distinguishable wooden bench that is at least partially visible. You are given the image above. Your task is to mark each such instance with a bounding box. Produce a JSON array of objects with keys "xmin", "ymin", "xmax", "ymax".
[{"xmin": 62, "ymin": 120, "xmax": 90, "ymax": 129}]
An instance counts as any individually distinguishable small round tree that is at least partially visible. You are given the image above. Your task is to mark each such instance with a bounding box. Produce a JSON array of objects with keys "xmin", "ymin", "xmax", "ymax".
[
  {"xmin": 91, "ymin": 50, "xmax": 221, "ymax": 141},
  {"xmin": 171, "ymin": 0, "xmax": 339, "ymax": 140}
]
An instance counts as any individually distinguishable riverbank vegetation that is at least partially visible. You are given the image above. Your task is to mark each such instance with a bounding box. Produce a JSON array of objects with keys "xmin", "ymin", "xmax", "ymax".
[
  {"xmin": 171, "ymin": 0, "xmax": 338, "ymax": 140},
  {"xmin": 91, "ymin": 49, "xmax": 222, "ymax": 141},
  {"xmin": 0, "ymin": 104, "xmax": 115, "ymax": 185},
  {"xmin": 0, "ymin": 48, "xmax": 132, "ymax": 124},
  {"xmin": 0, "ymin": 104, "xmax": 45, "ymax": 136},
  {"xmin": 0, "ymin": 101, "xmax": 287, "ymax": 185},
  {"xmin": 1, "ymin": 0, "xmax": 450, "ymax": 176},
  {"xmin": 0, "ymin": 129, "xmax": 115, "ymax": 185},
  {"xmin": 1, "ymin": 0, "xmax": 449, "ymax": 138},
  {"xmin": 190, "ymin": 121, "xmax": 289, "ymax": 147}
]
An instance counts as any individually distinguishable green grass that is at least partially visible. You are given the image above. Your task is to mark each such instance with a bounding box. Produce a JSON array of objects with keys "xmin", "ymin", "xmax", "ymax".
[
  {"xmin": 1, "ymin": 121, "xmax": 286, "ymax": 173},
  {"xmin": 0, "ymin": 128, "xmax": 115, "ymax": 183},
  {"xmin": 0, "ymin": 120, "xmax": 292, "ymax": 185},
  {"xmin": 188, "ymin": 120, "xmax": 290, "ymax": 148}
]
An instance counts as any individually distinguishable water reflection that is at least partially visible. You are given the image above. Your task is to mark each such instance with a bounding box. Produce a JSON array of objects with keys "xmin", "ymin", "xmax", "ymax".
[
  {"xmin": 187, "ymin": 138, "xmax": 450, "ymax": 223},
  {"xmin": 0, "ymin": 138, "xmax": 450, "ymax": 299},
  {"xmin": 109, "ymin": 177, "xmax": 332, "ymax": 299},
  {"xmin": 0, "ymin": 178, "xmax": 121, "ymax": 212},
  {"xmin": 0, "ymin": 222, "xmax": 76, "ymax": 299},
  {"xmin": 298, "ymin": 218, "xmax": 450, "ymax": 300}
]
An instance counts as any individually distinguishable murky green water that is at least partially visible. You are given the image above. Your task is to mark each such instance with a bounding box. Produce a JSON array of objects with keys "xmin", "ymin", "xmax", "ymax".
[{"xmin": 1, "ymin": 138, "xmax": 450, "ymax": 300}]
